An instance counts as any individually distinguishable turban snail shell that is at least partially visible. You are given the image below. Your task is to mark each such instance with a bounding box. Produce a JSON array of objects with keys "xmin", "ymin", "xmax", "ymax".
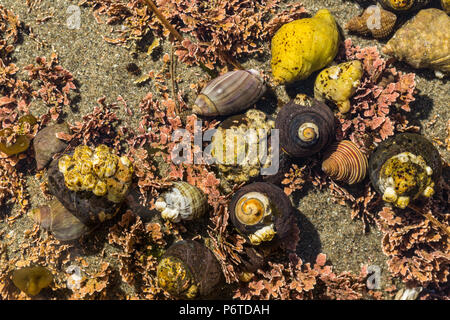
[
  {"xmin": 275, "ymin": 95, "xmax": 336, "ymax": 158},
  {"xmin": 322, "ymin": 140, "xmax": 368, "ymax": 185},
  {"xmin": 157, "ymin": 240, "xmax": 223, "ymax": 299},
  {"xmin": 38, "ymin": 144, "xmax": 133, "ymax": 240},
  {"xmin": 229, "ymin": 182, "xmax": 295, "ymax": 246},
  {"xmin": 192, "ymin": 69, "xmax": 266, "ymax": 117},
  {"xmin": 154, "ymin": 181, "xmax": 208, "ymax": 223},
  {"xmin": 369, "ymin": 133, "xmax": 442, "ymax": 209}
]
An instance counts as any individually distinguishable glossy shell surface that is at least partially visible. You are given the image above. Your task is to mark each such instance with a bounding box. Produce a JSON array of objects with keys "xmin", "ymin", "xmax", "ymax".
[
  {"xmin": 275, "ymin": 96, "xmax": 335, "ymax": 158},
  {"xmin": 192, "ymin": 69, "xmax": 266, "ymax": 117},
  {"xmin": 33, "ymin": 123, "xmax": 70, "ymax": 170}
]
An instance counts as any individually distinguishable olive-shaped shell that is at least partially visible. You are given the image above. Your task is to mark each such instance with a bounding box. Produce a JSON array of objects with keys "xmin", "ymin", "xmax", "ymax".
[
  {"xmin": 442, "ymin": 0, "xmax": 450, "ymax": 14},
  {"xmin": 157, "ymin": 240, "xmax": 223, "ymax": 298},
  {"xmin": 154, "ymin": 181, "xmax": 207, "ymax": 222},
  {"xmin": 314, "ymin": 60, "xmax": 364, "ymax": 114},
  {"xmin": 192, "ymin": 69, "xmax": 266, "ymax": 117},
  {"xmin": 47, "ymin": 144, "xmax": 133, "ymax": 230},
  {"xmin": 271, "ymin": 9, "xmax": 340, "ymax": 84},
  {"xmin": 322, "ymin": 140, "xmax": 368, "ymax": 185},
  {"xmin": 12, "ymin": 266, "xmax": 53, "ymax": 296},
  {"xmin": 229, "ymin": 182, "xmax": 294, "ymax": 246},
  {"xmin": 382, "ymin": 9, "xmax": 450, "ymax": 75},
  {"xmin": 378, "ymin": 0, "xmax": 431, "ymax": 12},
  {"xmin": 33, "ymin": 123, "xmax": 70, "ymax": 170},
  {"xmin": 211, "ymin": 109, "xmax": 275, "ymax": 191},
  {"xmin": 345, "ymin": 5, "xmax": 397, "ymax": 39},
  {"xmin": 275, "ymin": 95, "xmax": 336, "ymax": 158},
  {"xmin": 29, "ymin": 199, "xmax": 89, "ymax": 241},
  {"xmin": 369, "ymin": 133, "xmax": 442, "ymax": 209}
]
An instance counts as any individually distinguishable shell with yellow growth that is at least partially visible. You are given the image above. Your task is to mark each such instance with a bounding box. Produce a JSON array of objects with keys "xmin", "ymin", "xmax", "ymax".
[
  {"xmin": 322, "ymin": 140, "xmax": 368, "ymax": 185},
  {"xmin": 314, "ymin": 60, "xmax": 363, "ymax": 114},
  {"xmin": 382, "ymin": 8, "xmax": 450, "ymax": 76},
  {"xmin": 271, "ymin": 9, "xmax": 340, "ymax": 84},
  {"xmin": 378, "ymin": 0, "xmax": 430, "ymax": 12},
  {"xmin": 345, "ymin": 5, "xmax": 397, "ymax": 39},
  {"xmin": 442, "ymin": 0, "xmax": 450, "ymax": 14}
]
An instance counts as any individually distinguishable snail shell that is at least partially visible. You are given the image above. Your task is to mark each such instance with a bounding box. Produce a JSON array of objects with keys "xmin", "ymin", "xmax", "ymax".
[
  {"xmin": 229, "ymin": 182, "xmax": 294, "ymax": 246},
  {"xmin": 322, "ymin": 140, "xmax": 368, "ymax": 185},
  {"xmin": 33, "ymin": 123, "xmax": 70, "ymax": 170},
  {"xmin": 0, "ymin": 115, "xmax": 37, "ymax": 158},
  {"xmin": 192, "ymin": 69, "xmax": 266, "ymax": 117},
  {"xmin": 29, "ymin": 199, "xmax": 89, "ymax": 241},
  {"xmin": 369, "ymin": 133, "xmax": 442, "ymax": 209},
  {"xmin": 345, "ymin": 5, "xmax": 397, "ymax": 39},
  {"xmin": 154, "ymin": 181, "xmax": 207, "ymax": 223},
  {"xmin": 47, "ymin": 144, "xmax": 133, "ymax": 230},
  {"xmin": 157, "ymin": 240, "xmax": 223, "ymax": 298},
  {"xmin": 275, "ymin": 95, "xmax": 336, "ymax": 158},
  {"xmin": 378, "ymin": 0, "xmax": 431, "ymax": 12},
  {"xmin": 382, "ymin": 8, "xmax": 450, "ymax": 75},
  {"xmin": 442, "ymin": 0, "xmax": 450, "ymax": 14},
  {"xmin": 11, "ymin": 266, "xmax": 53, "ymax": 296}
]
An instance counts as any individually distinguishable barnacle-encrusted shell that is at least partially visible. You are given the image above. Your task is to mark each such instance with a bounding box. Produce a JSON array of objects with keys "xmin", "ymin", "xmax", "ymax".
[
  {"xmin": 192, "ymin": 69, "xmax": 266, "ymax": 117},
  {"xmin": 33, "ymin": 123, "xmax": 70, "ymax": 170},
  {"xmin": 382, "ymin": 9, "xmax": 450, "ymax": 75},
  {"xmin": 275, "ymin": 95, "xmax": 335, "ymax": 158},
  {"xmin": 369, "ymin": 133, "xmax": 442, "ymax": 209},
  {"xmin": 271, "ymin": 9, "xmax": 340, "ymax": 84},
  {"xmin": 211, "ymin": 109, "xmax": 275, "ymax": 191},
  {"xmin": 378, "ymin": 0, "xmax": 430, "ymax": 12},
  {"xmin": 322, "ymin": 140, "xmax": 368, "ymax": 185},
  {"xmin": 157, "ymin": 240, "xmax": 223, "ymax": 298},
  {"xmin": 345, "ymin": 5, "xmax": 397, "ymax": 39},
  {"xmin": 47, "ymin": 144, "xmax": 133, "ymax": 229},
  {"xmin": 229, "ymin": 182, "xmax": 294, "ymax": 246},
  {"xmin": 12, "ymin": 266, "xmax": 53, "ymax": 296},
  {"xmin": 154, "ymin": 181, "xmax": 207, "ymax": 222},
  {"xmin": 314, "ymin": 60, "xmax": 363, "ymax": 114}
]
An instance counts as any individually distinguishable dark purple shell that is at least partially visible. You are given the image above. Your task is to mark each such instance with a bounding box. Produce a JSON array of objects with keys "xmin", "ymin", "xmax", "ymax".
[
  {"xmin": 275, "ymin": 98, "xmax": 336, "ymax": 158},
  {"xmin": 162, "ymin": 240, "xmax": 223, "ymax": 297},
  {"xmin": 33, "ymin": 123, "xmax": 70, "ymax": 170}
]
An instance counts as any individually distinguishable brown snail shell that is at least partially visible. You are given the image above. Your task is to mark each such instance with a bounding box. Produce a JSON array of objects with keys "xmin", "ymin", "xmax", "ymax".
[
  {"xmin": 369, "ymin": 133, "xmax": 442, "ymax": 209},
  {"xmin": 382, "ymin": 8, "xmax": 450, "ymax": 75},
  {"xmin": 346, "ymin": 5, "xmax": 397, "ymax": 39},
  {"xmin": 275, "ymin": 95, "xmax": 336, "ymax": 158},
  {"xmin": 157, "ymin": 240, "xmax": 223, "ymax": 299},
  {"xmin": 29, "ymin": 199, "xmax": 89, "ymax": 241},
  {"xmin": 322, "ymin": 140, "xmax": 368, "ymax": 185},
  {"xmin": 192, "ymin": 69, "xmax": 266, "ymax": 117},
  {"xmin": 377, "ymin": 0, "xmax": 431, "ymax": 13},
  {"xmin": 33, "ymin": 123, "xmax": 70, "ymax": 170},
  {"xmin": 154, "ymin": 181, "xmax": 208, "ymax": 222},
  {"xmin": 229, "ymin": 182, "xmax": 295, "ymax": 246}
]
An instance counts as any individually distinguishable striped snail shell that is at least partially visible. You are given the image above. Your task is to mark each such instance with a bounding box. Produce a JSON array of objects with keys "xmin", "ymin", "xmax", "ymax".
[
  {"xmin": 369, "ymin": 133, "xmax": 442, "ymax": 209},
  {"xmin": 29, "ymin": 199, "xmax": 89, "ymax": 241},
  {"xmin": 275, "ymin": 95, "xmax": 336, "ymax": 158},
  {"xmin": 154, "ymin": 181, "xmax": 207, "ymax": 222},
  {"xmin": 345, "ymin": 5, "xmax": 397, "ymax": 39},
  {"xmin": 192, "ymin": 69, "xmax": 266, "ymax": 117},
  {"xmin": 322, "ymin": 140, "xmax": 368, "ymax": 185},
  {"xmin": 229, "ymin": 182, "xmax": 294, "ymax": 246},
  {"xmin": 157, "ymin": 240, "xmax": 223, "ymax": 298}
]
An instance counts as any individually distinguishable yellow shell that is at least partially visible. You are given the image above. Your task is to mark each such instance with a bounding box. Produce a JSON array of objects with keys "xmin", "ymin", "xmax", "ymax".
[
  {"xmin": 314, "ymin": 60, "xmax": 363, "ymax": 114},
  {"xmin": 235, "ymin": 191, "xmax": 270, "ymax": 226},
  {"xmin": 383, "ymin": 8, "xmax": 450, "ymax": 75},
  {"xmin": 442, "ymin": 0, "xmax": 450, "ymax": 14},
  {"xmin": 12, "ymin": 266, "xmax": 53, "ymax": 296},
  {"xmin": 346, "ymin": 5, "xmax": 397, "ymax": 39},
  {"xmin": 322, "ymin": 140, "xmax": 368, "ymax": 185},
  {"xmin": 271, "ymin": 9, "xmax": 340, "ymax": 84}
]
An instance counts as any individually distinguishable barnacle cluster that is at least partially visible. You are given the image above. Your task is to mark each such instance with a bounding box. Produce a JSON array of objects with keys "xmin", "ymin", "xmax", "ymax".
[
  {"xmin": 58, "ymin": 144, "xmax": 133, "ymax": 203},
  {"xmin": 378, "ymin": 152, "xmax": 434, "ymax": 209}
]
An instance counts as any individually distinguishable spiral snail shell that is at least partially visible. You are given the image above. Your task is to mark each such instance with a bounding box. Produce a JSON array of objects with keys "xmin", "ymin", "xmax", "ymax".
[
  {"xmin": 275, "ymin": 95, "xmax": 336, "ymax": 158},
  {"xmin": 369, "ymin": 133, "xmax": 442, "ymax": 209},
  {"xmin": 345, "ymin": 5, "xmax": 397, "ymax": 39},
  {"xmin": 157, "ymin": 240, "xmax": 223, "ymax": 299},
  {"xmin": 154, "ymin": 181, "xmax": 208, "ymax": 223},
  {"xmin": 322, "ymin": 140, "xmax": 368, "ymax": 185},
  {"xmin": 192, "ymin": 69, "xmax": 266, "ymax": 117},
  {"xmin": 229, "ymin": 182, "xmax": 294, "ymax": 246}
]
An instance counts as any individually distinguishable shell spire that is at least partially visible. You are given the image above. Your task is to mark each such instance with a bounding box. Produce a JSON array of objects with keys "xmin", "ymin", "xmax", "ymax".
[{"xmin": 322, "ymin": 140, "xmax": 368, "ymax": 185}]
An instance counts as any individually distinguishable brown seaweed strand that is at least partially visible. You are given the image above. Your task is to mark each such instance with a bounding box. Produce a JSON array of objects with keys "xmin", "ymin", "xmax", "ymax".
[
  {"xmin": 170, "ymin": 44, "xmax": 178, "ymax": 112},
  {"xmin": 408, "ymin": 204, "xmax": 450, "ymax": 238}
]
